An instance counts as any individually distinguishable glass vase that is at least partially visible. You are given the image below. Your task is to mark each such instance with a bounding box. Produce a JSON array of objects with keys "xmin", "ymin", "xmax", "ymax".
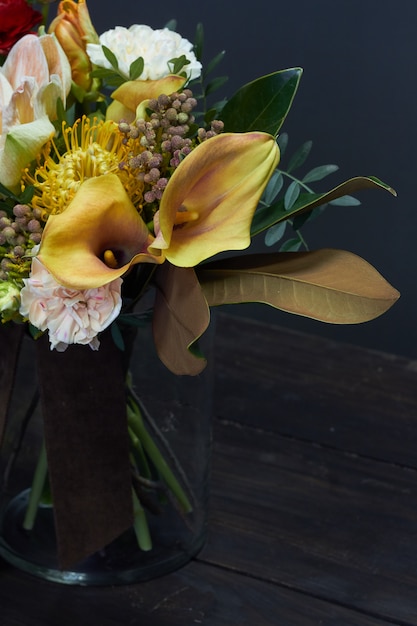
[{"xmin": 0, "ymin": 313, "xmax": 214, "ymax": 585}]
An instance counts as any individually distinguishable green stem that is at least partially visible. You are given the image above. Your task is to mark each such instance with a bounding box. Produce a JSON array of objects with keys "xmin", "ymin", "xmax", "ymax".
[
  {"xmin": 2, "ymin": 388, "xmax": 39, "ymax": 491},
  {"xmin": 291, "ymin": 224, "xmax": 309, "ymax": 250},
  {"xmin": 22, "ymin": 440, "xmax": 48, "ymax": 531},
  {"xmin": 127, "ymin": 401, "xmax": 192, "ymax": 514},
  {"xmin": 41, "ymin": 3, "xmax": 50, "ymax": 26},
  {"xmin": 279, "ymin": 169, "xmax": 315, "ymax": 194},
  {"xmin": 128, "ymin": 426, "xmax": 152, "ymax": 479},
  {"xmin": 131, "ymin": 488, "xmax": 152, "ymax": 551}
]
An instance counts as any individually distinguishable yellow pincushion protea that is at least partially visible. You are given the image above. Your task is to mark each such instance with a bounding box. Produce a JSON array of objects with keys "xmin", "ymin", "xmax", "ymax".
[{"xmin": 23, "ymin": 116, "xmax": 145, "ymax": 220}]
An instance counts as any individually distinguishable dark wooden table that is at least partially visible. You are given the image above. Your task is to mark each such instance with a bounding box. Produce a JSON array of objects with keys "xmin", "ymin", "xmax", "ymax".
[{"xmin": 1, "ymin": 313, "xmax": 417, "ymax": 626}]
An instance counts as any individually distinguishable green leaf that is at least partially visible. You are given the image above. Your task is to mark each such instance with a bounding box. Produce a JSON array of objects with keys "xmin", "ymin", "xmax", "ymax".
[
  {"xmin": 219, "ymin": 68, "xmax": 303, "ymax": 135},
  {"xmin": 0, "ymin": 181, "xmax": 21, "ymax": 202},
  {"xmin": 29, "ymin": 324, "xmax": 43, "ymax": 340},
  {"xmin": 102, "ymin": 45, "xmax": 119, "ymax": 71},
  {"xmin": 284, "ymin": 180, "xmax": 301, "ymax": 210},
  {"xmin": 204, "ymin": 75, "xmax": 228, "ymax": 96},
  {"xmin": 292, "ymin": 205, "xmax": 326, "ymax": 231},
  {"xmin": 203, "ymin": 49, "xmax": 226, "ymax": 78},
  {"xmin": 204, "ymin": 99, "xmax": 228, "ymax": 124},
  {"xmin": 90, "ymin": 68, "xmax": 125, "ymax": 87},
  {"xmin": 168, "ymin": 55, "xmax": 191, "ymax": 75},
  {"xmin": 129, "ymin": 56, "xmax": 144, "ymax": 80},
  {"xmin": 329, "ymin": 195, "xmax": 361, "ymax": 206},
  {"xmin": 194, "ymin": 23, "xmax": 204, "ymax": 62},
  {"xmin": 185, "ymin": 122, "xmax": 199, "ymax": 138},
  {"xmin": 204, "ymin": 107, "xmax": 218, "ymax": 125},
  {"xmin": 118, "ymin": 311, "xmax": 153, "ymax": 327},
  {"xmin": 164, "ymin": 19, "xmax": 177, "ymax": 31},
  {"xmin": 55, "ymin": 97, "xmax": 66, "ymax": 126},
  {"xmin": 287, "ymin": 140, "xmax": 312, "ymax": 172},
  {"xmin": 280, "ymin": 237, "xmax": 303, "ymax": 252},
  {"xmin": 302, "ymin": 164, "xmax": 339, "ymax": 183},
  {"xmin": 263, "ymin": 170, "xmax": 283, "ymax": 205},
  {"xmin": 277, "ymin": 132, "xmax": 289, "ymax": 156},
  {"xmin": 264, "ymin": 221, "xmax": 286, "ymax": 246},
  {"xmin": 251, "ymin": 176, "xmax": 396, "ymax": 237},
  {"xmin": 90, "ymin": 67, "xmax": 114, "ymax": 78},
  {"xmin": 110, "ymin": 322, "xmax": 125, "ymax": 351},
  {"xmin": 19, "ymin": 185, "xmax": 34, "ymax": 205}
]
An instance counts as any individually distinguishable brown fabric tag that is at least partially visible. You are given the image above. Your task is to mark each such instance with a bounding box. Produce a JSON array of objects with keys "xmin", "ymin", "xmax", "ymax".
[
  {"xmin": 35, "ymin": 330, "xmax": 134, "ymax": 569},
  {"xmin": 0, "ymin": 323, "xmax": 24, "ymax": 444}
]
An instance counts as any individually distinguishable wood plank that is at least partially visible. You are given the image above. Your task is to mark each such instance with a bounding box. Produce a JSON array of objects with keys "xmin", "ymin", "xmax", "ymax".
[
  {"xmin": 214, "ymin": 314, "xmax": 417, "ymax": 467},
  {"xmin": 1, "ymin": 314, "xmax": 416, "ymax": 625},
  {"xmin": 0, "ymin": 558, "xmax": 401, "ymax": 626},
  {"xmin": 199, "ymin": 419, "xmax": 417, "ymax": 626}
]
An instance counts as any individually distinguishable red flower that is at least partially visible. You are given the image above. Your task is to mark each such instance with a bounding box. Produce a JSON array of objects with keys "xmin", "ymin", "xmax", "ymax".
[{"xmin": 0, "ymin": 0, "xmax": 43, "ymax": 55}]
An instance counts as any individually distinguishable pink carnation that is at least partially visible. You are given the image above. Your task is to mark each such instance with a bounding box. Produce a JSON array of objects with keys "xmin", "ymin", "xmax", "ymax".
[{"xmin": 20, "ymin": 257, "xmax": 122, "ymax": 351}]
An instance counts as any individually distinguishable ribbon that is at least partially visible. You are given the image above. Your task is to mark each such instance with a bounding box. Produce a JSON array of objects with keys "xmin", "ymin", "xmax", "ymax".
[
  {"xmin": 35, "ymin": 330, "xmax": 133, "ymax": 569},
  {"xmin": 0, "ymin": 323, "xmax": 24, "ymax": 444}
]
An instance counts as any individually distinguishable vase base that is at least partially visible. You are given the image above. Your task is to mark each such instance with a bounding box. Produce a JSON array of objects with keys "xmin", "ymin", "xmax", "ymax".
[{"xmin": 0, "ymin": 490, "xmax": 206, "ymax": 586}]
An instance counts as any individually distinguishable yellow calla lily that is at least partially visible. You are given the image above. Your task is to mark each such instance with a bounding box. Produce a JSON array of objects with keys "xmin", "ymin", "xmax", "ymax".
[
  {"xmin": 106, "ymin": 75, "xmax": 186, "ymax": 122},
  {"xmin": 149, "ymin": 132, "xmax": 280, "ymax": 266},
  {"xmin": 37, "ymin": 132, "xmax": 279, "ymax": 289},
  {"xmin": 38, "ymin": 174, "xmax": 164, "ymax": 289}
]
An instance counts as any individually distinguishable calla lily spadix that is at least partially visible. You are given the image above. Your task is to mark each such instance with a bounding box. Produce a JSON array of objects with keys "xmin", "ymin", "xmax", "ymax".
[
  {"xmin": 150, "ymin": 132, "xmax": 280, "ymax": 266},
  {"xmin": 38, "ymin": 174, "xmax": 163, "ymax": 290}
]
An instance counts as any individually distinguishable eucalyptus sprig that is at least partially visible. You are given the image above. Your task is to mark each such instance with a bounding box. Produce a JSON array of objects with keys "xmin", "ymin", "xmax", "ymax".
[
  {"xmin": 260, "ymin": 134, "xmax": 360, "ymax": 251},
  {"xmin": 192, "ymin": 23, "xmax": 228, "ymax": 122}
]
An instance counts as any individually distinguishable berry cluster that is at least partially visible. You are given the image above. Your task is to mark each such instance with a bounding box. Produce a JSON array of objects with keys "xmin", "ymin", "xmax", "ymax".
[
  {"xmin": 0, "ymin": 204, "xmax": 42, "ymax": 280},
  {"xmin": 118, "ymin": 88, "xmax": 224, "ymax": 220}
]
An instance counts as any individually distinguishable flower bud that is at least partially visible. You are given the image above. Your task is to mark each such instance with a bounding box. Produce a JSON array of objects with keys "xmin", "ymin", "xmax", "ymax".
[{"xmin": 48, "ymin": 0, "xmax": 99, "ymax": 94}]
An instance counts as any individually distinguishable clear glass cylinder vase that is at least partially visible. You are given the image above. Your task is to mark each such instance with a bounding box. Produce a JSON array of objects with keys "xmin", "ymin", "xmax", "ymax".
[{"xmin": 0, "ymin": 313, "xmax": 214, "ymax": 585}]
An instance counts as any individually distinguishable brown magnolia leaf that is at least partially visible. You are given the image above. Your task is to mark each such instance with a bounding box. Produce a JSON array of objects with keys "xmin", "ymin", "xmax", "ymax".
[
  {"xmin": 197, "ymin": 249, "xmax": 400, "ymax": 324},
  {"xmin": 153, "ymin": 263, "xmax": 210, "ymax": 375}
]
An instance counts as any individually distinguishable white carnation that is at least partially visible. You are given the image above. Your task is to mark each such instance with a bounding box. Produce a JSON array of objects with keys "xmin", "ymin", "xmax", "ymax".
[
  {"xmin": 20, "ymin": 257, "xmax": 123, "ymax": 352},
  {"xmin": 86, "ymin": 24, "xmax": 202, "ymax": 81}
]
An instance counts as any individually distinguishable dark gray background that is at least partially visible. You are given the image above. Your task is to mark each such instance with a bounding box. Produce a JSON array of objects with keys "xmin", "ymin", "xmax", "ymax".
[{"xmin": 92, "ymin": 0, "xmax": 415, "ymax": 358}]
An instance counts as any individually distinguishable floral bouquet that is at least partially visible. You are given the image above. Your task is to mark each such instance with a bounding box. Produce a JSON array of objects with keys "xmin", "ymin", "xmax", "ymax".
[{"xmin": 0, "ymin": 0, "xmax": 399, "ymax": 577}]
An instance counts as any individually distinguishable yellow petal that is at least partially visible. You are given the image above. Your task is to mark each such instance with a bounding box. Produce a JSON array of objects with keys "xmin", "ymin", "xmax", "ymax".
[
  {"xmin": 38, "ymin": 174, "xmax": 164, "ymax": 289},
  {"xmin": 51, "ymin": 0, "xmax": 99, "ymax": 45},
  {"xmin": 150, "ymin": 132, "xmax": 280, "ymax": 266},
  {"xmin": 48, "ymin": 13, "xmax": 92, "ymax": 92},
  {"xmin": 110, "ymin": 75, "xmax": 186, "ymax": 114},
  {"xmin": 106, "ymin": 99, "xmax": 135, "ymax": 124}
]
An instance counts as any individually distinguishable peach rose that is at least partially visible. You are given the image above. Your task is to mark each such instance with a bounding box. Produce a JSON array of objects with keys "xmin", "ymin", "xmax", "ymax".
[{"xmin": 20, "ymin": 257, "xmax": 122, "ymax": 351}]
